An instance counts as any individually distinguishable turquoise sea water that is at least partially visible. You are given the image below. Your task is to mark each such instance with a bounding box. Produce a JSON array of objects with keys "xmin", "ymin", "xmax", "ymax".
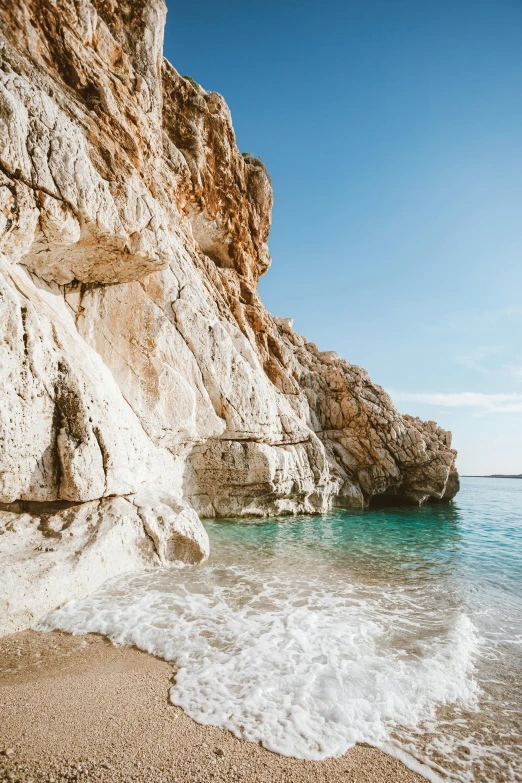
[{"xmin": 44, "ymin": 477, "xmax": 522, "ymax": 782}]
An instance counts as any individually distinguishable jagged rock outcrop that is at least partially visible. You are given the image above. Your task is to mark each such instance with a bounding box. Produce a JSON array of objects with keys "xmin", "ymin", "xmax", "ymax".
[{"xmin": 0, "ymin": 0, "xmax": 459, "ymax": 635}]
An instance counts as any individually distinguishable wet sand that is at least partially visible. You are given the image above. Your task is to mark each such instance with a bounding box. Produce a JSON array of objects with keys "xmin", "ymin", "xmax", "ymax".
[{"xmin": 0, "ymin": 630, "xmax": 427, "ymax": 783}]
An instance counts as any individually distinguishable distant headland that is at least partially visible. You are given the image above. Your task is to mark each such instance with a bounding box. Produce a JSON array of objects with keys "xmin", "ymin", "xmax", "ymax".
[{"xmin": 463, "ymin": 474, "xmax": 522, "ymax": 479}]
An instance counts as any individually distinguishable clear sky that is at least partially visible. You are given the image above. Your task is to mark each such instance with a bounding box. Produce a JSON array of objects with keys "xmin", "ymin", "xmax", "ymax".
[{"xmin": 164, "ymin": 0, "xmax": 522, "ymax": 475}]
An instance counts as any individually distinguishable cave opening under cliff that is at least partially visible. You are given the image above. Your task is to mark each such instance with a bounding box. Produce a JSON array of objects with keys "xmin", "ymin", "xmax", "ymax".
[{"xmin": 368, "ymin": 492, "xmax": 419, "ymax": 508}]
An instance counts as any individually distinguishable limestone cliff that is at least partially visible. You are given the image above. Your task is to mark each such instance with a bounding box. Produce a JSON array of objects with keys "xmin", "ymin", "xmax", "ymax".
[{"xmin": 0, "ymin": 0, "xmax": 459, "ymax": 635}]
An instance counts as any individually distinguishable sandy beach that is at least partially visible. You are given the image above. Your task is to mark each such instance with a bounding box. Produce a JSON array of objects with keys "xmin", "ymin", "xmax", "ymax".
[{"xmin": 0, "ymin": 630, "xmax": 427, "ymax": 783}]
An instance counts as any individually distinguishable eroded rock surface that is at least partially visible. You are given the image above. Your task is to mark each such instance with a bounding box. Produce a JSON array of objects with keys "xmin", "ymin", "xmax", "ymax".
[
  {"xmin": 0, "ymin": 0, "xmax": 459, "ymax": 634},
  {"xmin": 0, "ymin": 492, "xmax": 208, "ymax": 635}
]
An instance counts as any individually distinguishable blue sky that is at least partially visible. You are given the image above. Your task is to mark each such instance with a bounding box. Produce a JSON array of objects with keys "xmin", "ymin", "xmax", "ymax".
[{"xmin": 164, "ymin": 0, "xmax": 522, "ymax": 474}]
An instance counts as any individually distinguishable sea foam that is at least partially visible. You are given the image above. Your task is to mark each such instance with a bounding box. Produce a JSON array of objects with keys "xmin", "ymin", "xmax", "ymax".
[
  {"xmin": 41, "ymin": 551, "xmax": 479, "ymax": 772},
  {"xmin": 39, "ymin": 481, "xmax": 522, "ymax": 782}
]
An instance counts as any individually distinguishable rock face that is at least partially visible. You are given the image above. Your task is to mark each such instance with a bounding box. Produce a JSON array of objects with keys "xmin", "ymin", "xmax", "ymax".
[{"xmin": 0, "ymin": 0, "xmax": 459, "ymax": 635}]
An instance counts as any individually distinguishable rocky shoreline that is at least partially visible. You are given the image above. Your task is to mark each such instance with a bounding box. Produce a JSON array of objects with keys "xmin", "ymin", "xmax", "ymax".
[{"xmin": 0, "ymin": 0, "xmax": 458, "ymax": 635}]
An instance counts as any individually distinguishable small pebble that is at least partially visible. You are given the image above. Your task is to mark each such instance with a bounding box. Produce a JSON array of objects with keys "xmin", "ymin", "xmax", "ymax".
[{"xmin": 1, "ymin": 749, "xmax": 15, "ymax": 757}]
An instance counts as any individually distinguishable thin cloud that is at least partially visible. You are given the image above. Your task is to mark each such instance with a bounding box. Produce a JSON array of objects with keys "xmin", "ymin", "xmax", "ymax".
[
  {"xmin": 454, "ymin": 345, "xmax": 503, "ymax": 375},
  {"xmin": 439, "ymin": 306, "xmax": 522, "ymax": 336},
  {"xmin": 504, "ymin": 364, "xmax": 522, "ymax": 383},
  {"xmin": 391, "ymin": 391, "xmax": 522, "ymax": 414}
]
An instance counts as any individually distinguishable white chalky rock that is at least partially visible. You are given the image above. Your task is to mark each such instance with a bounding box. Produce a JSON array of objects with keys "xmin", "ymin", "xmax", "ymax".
[{"xmin": 0, "ymin": 491, "xmax": 209, "ymax": 636}]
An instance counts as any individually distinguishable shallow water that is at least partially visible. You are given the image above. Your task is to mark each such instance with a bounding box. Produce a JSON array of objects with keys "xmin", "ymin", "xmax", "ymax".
[{"xmin": 42, "ymin": 477, "xmax": 522, "ymax": 782}]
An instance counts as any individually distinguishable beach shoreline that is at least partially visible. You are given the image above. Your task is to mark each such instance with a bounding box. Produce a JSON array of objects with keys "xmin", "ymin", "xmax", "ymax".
[{"xmin": 0, "ymin": 630, "xmax": 428, "ymax": 783}]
